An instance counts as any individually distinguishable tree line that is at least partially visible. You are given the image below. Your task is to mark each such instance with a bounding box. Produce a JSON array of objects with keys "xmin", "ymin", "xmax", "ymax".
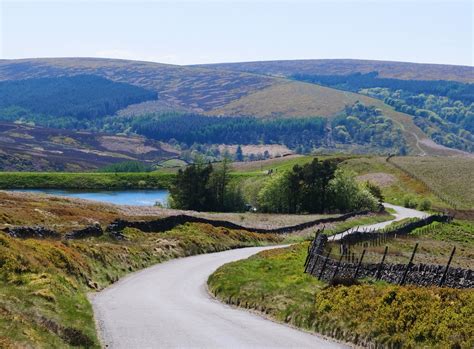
[
  {"xmin": 0, "ymin": 75, "xmax": 156, "ymax": 119},
  {"xmin": 364, "ymin": 88, "xmax": 474, "ymax": 152},
  {"xmin": 125, "ymin": 113, "xmax": 327, "ymax": 149},
  {"xmin": 291, "ymin": 72, "xmax": 474, "ymax": 104},
  {"xmin": 169, "ymin": 158, "xmax": 245, "ymax": 212},
  {"xmin": 332, "ymin": 102, "xmax": 407, "ymax": 153},
  {"xmin": 170, "ymin": 158, "xmax": 381, "ymax": 214}
]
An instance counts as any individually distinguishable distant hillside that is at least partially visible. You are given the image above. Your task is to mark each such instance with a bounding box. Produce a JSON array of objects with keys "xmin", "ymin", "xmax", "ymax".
[
  {"xmin": 200, "ymin": 59, "xmax": 474, "ymax": 153},
  {"xmin": 0, "ymin": 58, "xmax": 275, "ymax": 113},
  {"xmin": 197, "ymin": 59, "xmax": 474, "ymax": 83},
  {"xmin": 0, "ymin": 122, "xmax": 175, "ymax": 171},
  {"xmin": 0, "ymin": 57, "xmax": 470, "ymax": 158}
]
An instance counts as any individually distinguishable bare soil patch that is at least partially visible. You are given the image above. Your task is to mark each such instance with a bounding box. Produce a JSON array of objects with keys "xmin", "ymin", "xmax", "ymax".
[
  {"xmin": 99, "ymin": 135, "xmax": 158, "ymax": 154},
  {"xmin": 356, "ymin": 172, "xmax": 396, "ymax": 187},
  {"xmin": 218, "ymin": 144, "xmax": 293, "ymax": 157}
]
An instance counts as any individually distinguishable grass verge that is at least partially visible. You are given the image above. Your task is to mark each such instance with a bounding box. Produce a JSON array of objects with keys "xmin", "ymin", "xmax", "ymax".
[
  {"xmin": 208, "ymin": 242, "xmax": 474, "ymax": 348},
  {"xmin": 0, "ymin": 223, "xmax": 281, "ymax": 348}
]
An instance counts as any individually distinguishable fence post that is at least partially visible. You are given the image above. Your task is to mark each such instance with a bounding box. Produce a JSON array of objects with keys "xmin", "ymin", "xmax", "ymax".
[
  {"xmin": 318, "ymin": 249, "xmax": 332, "ymax": 281},
  {"xmin": 376, "ymin": 246, "xmax": 389, "ymax": 280},
  {"xmin": 332, "ymin": 253, "xmax": 344, "ymax": 280},
  {"xmin": 309, "ymin": 253, "xmax": 321, "ymax": 275},
  {"xmin": 438, "ymin": 246, "xmax": 456, "ymax": 287},
  {"xmin": 399, "ymin": 243, "xmax": 418, "ymax": 285},
  {"xmin": 304, "ymin": 229, "xmax": 320, "ymax": 269},
  {"xmin": 354, "ymin": 249, "xmax": 366, "ymax": 279}
]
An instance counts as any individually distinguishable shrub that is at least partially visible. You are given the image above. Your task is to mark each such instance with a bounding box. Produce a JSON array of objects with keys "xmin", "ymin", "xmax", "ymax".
[
  {"xmin": 365, "ymin": 181, "xmax": 384, "ymax": 203},
  {"xmin": 418, "ymin": 198, "xmax": 432, "ymax": 211},
  {"xmin": 329, "ymin": 170, "xmax": 379, "ymax": 212},
  {"xmin": 403, "ymin": 195, "xmax": 418, "ymax": 208}
]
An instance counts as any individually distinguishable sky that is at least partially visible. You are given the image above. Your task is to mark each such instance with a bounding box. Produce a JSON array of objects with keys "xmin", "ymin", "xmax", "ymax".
[{"xmin": 1, "ymin": 0, "xmax": 472, "ymax": 66}]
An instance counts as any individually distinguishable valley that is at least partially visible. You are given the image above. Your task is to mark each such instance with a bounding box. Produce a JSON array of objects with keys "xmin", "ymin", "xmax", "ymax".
[
  {"xmin": 0, "ymin": 57, "xmax": 472, "ymax": 349},
  {"xmin": 2, "ymin": 1, "xmax": 472, "ymax": 348}
]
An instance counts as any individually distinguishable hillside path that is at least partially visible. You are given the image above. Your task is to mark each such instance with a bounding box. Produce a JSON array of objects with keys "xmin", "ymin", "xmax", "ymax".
[
  {"xmin": 330, "ymin": 203, "xmax": 427, "ymax": 241},
  {"xmin": 91, "ymin": 246, "xmax": 346, "ymax": 349}
]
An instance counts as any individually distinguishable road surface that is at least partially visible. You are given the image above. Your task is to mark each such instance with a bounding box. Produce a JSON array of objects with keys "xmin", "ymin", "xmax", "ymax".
[
  {"xmin": 91, "ymin": 203, "xmax": 424, "ymax": 348},
  {"xmin": 331, "ymin": 203, "xmax": 427, "ymax": 241},
  {"xmin": 91, "ymin": 245, "xmax": 346, "ymax": 349}
]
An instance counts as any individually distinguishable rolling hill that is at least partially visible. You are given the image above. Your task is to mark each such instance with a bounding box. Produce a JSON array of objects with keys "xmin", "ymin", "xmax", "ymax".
[
  {"xmin": 0, "ymin": 58, "xmax": 275, "ymax": 113},
  {"xmin": 0, "ymin": 57, "xmax": 472, "ymax": 164},
  {"xmin": 200, "ymin": 59, "xmax": 474, "ymax": 154},
  {"xmin": 196, "ymin": 59, "xmax": 474, "ymax": 83},
  {"xmin": 0, "ymin": 122, "xmax": 175, "ymax": 171}
]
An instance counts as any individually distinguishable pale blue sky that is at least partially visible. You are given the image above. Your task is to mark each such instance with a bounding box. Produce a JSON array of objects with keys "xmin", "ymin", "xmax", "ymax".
[{"xmin": 1, "ymin": 0, "xmax": 472, "ymax": 66}]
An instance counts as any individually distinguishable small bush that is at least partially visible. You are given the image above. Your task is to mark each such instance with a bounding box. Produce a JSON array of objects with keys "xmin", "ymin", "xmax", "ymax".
[
  {"xmin": 418, "ymin": 198, "xmax": 432, "ymax": 211},
  {"xmin": 403, "ymin": 195, "xmax": 418, "ymax": 208}
]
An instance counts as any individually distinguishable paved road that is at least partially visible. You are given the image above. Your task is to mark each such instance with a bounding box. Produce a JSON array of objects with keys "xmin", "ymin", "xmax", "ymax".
[
  {"xmin": 91, "ymin": 246, "xmax": 346, "ymax": 349},
  {"xmin": 331, "ymin": 203, "xmax": 427, "ymax": 241}
]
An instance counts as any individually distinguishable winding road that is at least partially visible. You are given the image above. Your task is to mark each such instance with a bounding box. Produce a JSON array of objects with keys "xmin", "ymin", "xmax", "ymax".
[
  {"xmin": 91, "ymin": 246, "xmax": 345, "ymax": 348},
  {"xmin": 331, "ymin": 203, "xmax": 427, "ymax": 241},
  {"xmin": 91, "ymin": 204, "xmax": 425, "ymax": 349}
]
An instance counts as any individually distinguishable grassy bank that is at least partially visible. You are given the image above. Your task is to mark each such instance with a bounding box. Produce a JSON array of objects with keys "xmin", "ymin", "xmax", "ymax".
[
  {"xmin": 0, "ymin": 172, "xmax": 175, "ymax": 190},
  {"xmin": 0, "ymin": 223, "xmax": 281, "ymax": 348},
  {"xmin": 208, "ymin": 241, "xmax": 474, "ymax": 348}
]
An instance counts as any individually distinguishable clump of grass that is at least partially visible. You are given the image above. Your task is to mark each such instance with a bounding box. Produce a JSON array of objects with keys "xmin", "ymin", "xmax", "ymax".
[{"xmin": 312, "ymin": 284, "xmax": 473, "ymax": 348}]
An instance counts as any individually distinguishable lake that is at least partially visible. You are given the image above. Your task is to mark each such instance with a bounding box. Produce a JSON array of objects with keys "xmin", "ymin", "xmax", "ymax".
[{"xmin": 12, "ymin": 189, "xmax": 170, "ymax": 206}]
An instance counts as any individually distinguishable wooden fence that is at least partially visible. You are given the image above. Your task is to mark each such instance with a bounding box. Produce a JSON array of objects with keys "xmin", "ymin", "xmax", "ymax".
[{"xmin": 304, "ymin": 214, "xmax": 473, "ymax": 289}]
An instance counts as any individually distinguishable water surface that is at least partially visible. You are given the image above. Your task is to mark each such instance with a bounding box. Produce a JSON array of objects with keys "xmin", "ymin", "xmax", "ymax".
[{"xmin": 12, "ymin": 189, "xmax": 169, "ymax": 206}]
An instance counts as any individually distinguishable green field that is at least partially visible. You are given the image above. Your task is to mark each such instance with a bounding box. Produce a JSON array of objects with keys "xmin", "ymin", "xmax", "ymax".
[
  {"xmin": 1, "ymin": 154, "xmax": 472, "ymax": 216},
  {"xmin": 341, "ymin": 156, "xmax": 445, "ymax": 208},
  {"xmin": 236, "ymin": 154, "xmax": 474, "ymax": 214},
  {"xmin": 0, "ymin": 172, "xmax": 174, "ymax": 190},
  {"xmin": 325, "ymin": 219, "xmax": 474, "ymax": 269}
]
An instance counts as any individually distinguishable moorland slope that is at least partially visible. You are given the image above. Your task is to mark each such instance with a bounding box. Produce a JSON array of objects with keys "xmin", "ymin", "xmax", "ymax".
[
  {"xmin": 0, "ymin": 58, "xmax": 471, "ymax": 158},
  {"xmin": 197, "ymin": 59, "xmax": 474, "ymax": 83}
]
